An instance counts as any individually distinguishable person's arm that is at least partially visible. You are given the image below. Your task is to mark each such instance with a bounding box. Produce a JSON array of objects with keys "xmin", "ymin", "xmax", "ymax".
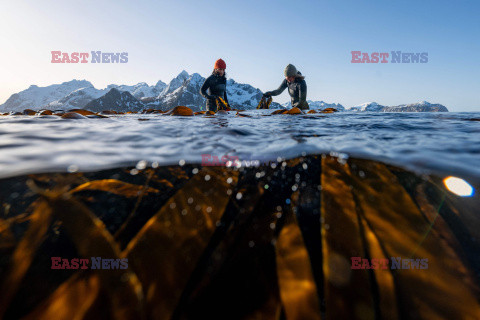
[
  {"xmin": 200, "ymin": 76, "xmax": 215, "ymax": 100},
  {"xmin": 264, "ymin": 79, "xmax": 287, "ymax": 97},
  {"xmin": 292, "ymin": 80, "xmax": 307, "ymax": 108}
]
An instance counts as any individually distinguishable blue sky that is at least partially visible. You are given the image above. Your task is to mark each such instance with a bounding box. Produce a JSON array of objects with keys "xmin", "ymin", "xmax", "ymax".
[{"xmin": 1, "ymin": 0, "xmax": 479, "ymax": 111}]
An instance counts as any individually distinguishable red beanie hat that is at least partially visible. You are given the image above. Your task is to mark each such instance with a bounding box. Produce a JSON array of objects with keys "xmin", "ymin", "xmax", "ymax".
[{"xmin": 214, "ymin": 58, "xmax": 226, "ymax": 69}]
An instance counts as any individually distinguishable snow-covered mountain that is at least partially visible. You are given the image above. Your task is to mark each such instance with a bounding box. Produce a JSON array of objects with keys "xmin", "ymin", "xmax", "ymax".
[
  {"xmin": 109, "ymin": 81, "xmax": 167, "ymax": 100},
  {"xmin": 347, "ymin": 101, "xmax": 448, "ymax": 112},
  {"xmin": 0, "ymin": 71, "xmax": 263, "ymax": 112},
  {"xmin": 226, "ymin": 79, "xmax": 263, "ymax": 109},
  {"xmin": 145, "ymin": 71, "xmax": 263, "ymax": 111},
  {"xmin": 0, "ymin": 74, "xmax": 449, "ymax": 113},
  {"xmin": 85, "ymin": 88, "xmax": 144, "ymax": 112},
  {"xmin": 282, "ymin": 100, "xmax": 345, "ymax": 111},
  {"xmin": 0, "ymin": 80, "xmax": 92, "ymax": 111},
  {"xmin": 1, "ymin": 80, "xmax": 167, "ymax": 112},
  {"xmin": 147, "ymin": 72, "xmax": 206, "ymax": 111},
  {"xmin": 382, "ymin": 101, "xmax": 448, "ymax": 112},
  {"xmin": 348, "ymin": 102, "xmax": 385, "ymax": 112},
  {"xmin": 46, "ymin": 85, "xmax": 107, "ymax": 110},
  {"xmin": 44, "ymin": 81, "xmax": 167, "ymax": 111},
  {"xmin": 160, "ymin": 70, "xmax": 190, "ymax": 97}
]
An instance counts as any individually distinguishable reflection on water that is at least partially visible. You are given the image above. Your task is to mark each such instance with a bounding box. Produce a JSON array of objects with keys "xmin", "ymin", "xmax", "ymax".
[{"xmin": 0, "ymin": 155, "xmax": 479, "ymax": 319}]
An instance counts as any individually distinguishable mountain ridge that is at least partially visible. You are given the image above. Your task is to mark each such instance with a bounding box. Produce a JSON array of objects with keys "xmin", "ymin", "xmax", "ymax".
[{"xmin": 0, "ymin": 73, "xmax": 448, "ymax": 112}]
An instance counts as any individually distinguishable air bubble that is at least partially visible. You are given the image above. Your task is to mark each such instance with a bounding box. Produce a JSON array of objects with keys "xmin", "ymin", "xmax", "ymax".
[
  {"xmin": 67, "ymin": 164, "xmax": 79, "ymax": 173},
  {"xmin": 136, "ymin": 160, "xmax": 147, "ymax": 170}
]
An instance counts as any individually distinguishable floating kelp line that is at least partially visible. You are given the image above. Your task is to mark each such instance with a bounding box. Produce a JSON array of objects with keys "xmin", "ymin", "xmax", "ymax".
[
  {"xmin": 0, "ymin": 106, "xmax": 339, "ymax": 118},
  {"xmin": 0, "ymin": 155, "xmax": 478, "ymax": 319}
]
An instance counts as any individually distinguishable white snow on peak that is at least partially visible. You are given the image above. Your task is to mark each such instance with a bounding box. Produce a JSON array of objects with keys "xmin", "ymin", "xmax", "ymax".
[
  {"xmin": 160, "ymin": 70, "xmax": 191, "ymax": 97},
  {"xmin": 1, "ymin": 79, "xmax": 93, "ymax": 111},
  {"xmin": 348, "ymin": 102, "xmax": 384, "ymax": 112}
]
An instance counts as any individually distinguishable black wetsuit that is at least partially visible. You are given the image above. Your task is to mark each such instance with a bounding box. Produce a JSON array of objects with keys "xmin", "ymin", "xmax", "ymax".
[
  {"xmin": 200, "ymin": 74, "xmax": 229, "ymax": 111},
  {"xmin": 265, "ymin": 74, "xmax": 309, "ymax": 110}
]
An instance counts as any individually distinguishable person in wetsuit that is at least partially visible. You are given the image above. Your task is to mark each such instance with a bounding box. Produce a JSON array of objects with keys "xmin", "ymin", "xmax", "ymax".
[
  {"xmin": 263, "ymin": 64, "xmax": 309, "ymax": 110},
  {"xmin": 200, "ymin": 59, "xmax": 229, "ymax": 111}
]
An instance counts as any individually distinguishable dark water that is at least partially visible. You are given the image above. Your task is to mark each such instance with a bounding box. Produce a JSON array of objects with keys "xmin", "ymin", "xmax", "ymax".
[{"xmin": 0, "ymin": 111, "xmax": 479, "ymax": 319}]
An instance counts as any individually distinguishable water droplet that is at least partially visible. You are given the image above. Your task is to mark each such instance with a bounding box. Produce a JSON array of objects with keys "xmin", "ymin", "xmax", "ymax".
[
  {"xmin": 136, "ymin": 160, "xmax": 147, "ymax": 170},
  {"xmin": 236, "ymin": 192, "xmax": 243, "ymax": 200},
  {"xmin": 67, "ymin": 164, "xmax": 79, "ymax": 173},
  {"xmin": 204, "ymin": 174, "xmax": 211, "ymax": 181}
]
